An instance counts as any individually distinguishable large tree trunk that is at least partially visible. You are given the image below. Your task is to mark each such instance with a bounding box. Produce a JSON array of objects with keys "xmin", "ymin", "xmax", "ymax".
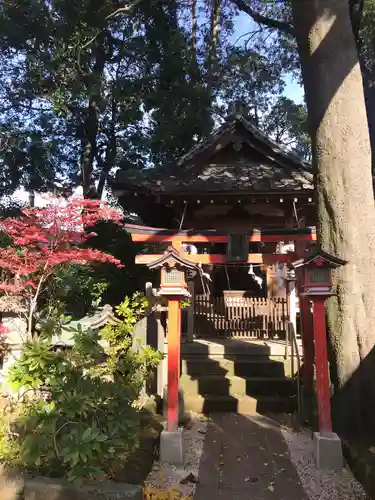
[
  {"xmin": 207, "ymin": 0, "xmax": 220, "ymax": 98},
  {"xmin": 80, "ymin": 34, "xmax": 107, "ymax": 199},
  {"xmin": 291, "ymin": 0, "xmax": 375, "ymax": 434}
]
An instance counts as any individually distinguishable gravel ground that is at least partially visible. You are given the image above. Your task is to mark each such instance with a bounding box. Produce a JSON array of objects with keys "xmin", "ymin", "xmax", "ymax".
[
  {"xmin": 143, "ymin": 414, "xmax": 207, "ymax": 499},
  {"xmin": 281, "ymin": 426, "xmax": 370, "ymax": 500},
  {"xmin": 144, "ymin": 413, "xmax": 370, "ymax": 500}
]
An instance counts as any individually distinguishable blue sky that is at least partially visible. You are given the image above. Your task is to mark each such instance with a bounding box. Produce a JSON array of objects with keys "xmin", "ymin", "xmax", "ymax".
[{"xmin": 232, "ymin": 12, "xmax": 304, "ymax": 104}]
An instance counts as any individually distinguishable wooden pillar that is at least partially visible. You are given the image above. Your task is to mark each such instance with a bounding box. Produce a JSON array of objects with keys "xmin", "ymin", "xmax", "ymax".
[
  {"xmin": 299, "ymin": 295, "xmax": 314, "ymax": 389},
  {"xmin": 156, "ymin": 310, "xmax": 168, "ymax": 397},
  {"xmin": 295, "ymin": 241, "xmax": 314, "ymax": 390},
  {"xmin": 187, "ymin": 281, "xmax": 195, "ymax": 342},
  {"xmin": 312, "ymin": 297, "xmax": 332, "ymax": 434},
  {"xmin": 167, "ymin": 297, "xmax": 181, "ymax": 432},
  {"xmin": 288, "ymin": 279, "xmax": 297, "ymax": 339},
  {"xmin": 266, "ymin": 264, "xmax": 274, "ymax": 298}
]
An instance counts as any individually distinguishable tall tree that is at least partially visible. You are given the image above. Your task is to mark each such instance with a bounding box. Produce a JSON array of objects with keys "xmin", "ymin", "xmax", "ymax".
[
  {"xmin": 292, "ymin": 0, "xmax": 375, "ymax": 432},
  {"xmin": 233, "ymin": 0, "xmax": 375, "ymax": 433}
]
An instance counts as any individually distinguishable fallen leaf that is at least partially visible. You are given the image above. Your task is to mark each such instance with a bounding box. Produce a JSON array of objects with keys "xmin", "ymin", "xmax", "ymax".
[
  {"xmin": 180, "ymin": 473, "xmax": 200, "ymax": 484},
  {"xmin": 237, "ymin": 457, "xmax": 241, "ymax": 463},
  {"xmin": 268, "ymin": 485, "xmax": 275, "ymax": 492}
]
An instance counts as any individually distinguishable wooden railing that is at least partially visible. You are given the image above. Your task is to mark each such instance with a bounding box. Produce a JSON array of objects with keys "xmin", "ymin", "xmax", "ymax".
[{"xmin": 194, "ymin": 295, "xmax": 289, "ymax": 339}]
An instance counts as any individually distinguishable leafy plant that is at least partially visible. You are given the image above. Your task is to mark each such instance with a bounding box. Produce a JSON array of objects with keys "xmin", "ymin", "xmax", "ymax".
[
  {"xmin": 0, "ymin": 294, "xmax": 163, "ymax": 484},
  {"xmin": 101, "ymin": 294, "xmax": 164, "ymax": 397}
]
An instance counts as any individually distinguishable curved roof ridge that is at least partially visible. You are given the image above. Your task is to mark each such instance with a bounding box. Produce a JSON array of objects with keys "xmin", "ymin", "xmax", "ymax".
[{"xmin": 178, "ymin": 112, "xmax": 312, "ymax": 174}]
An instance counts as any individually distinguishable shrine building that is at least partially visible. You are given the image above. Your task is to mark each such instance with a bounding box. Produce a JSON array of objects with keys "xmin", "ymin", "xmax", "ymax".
[{"xmin": 111, "ymin": 106, "xmax": 315, "ymax": 341}]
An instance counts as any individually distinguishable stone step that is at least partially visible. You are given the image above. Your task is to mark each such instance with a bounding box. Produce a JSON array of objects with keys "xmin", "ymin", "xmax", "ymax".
[
  {"xmin": 183, "ymin": 393, "xmax": 296, "ymax": 414},
  {"xmin": 180, "ymin": 374, "xmax": 296, "ymax": 397},
  {"xmin": 181, "ymin": 358, "xmax": 293, "ymax": 378},
  {"xmin": 181, "ymin": 339, "xmax": 303, "ymax": 358}
]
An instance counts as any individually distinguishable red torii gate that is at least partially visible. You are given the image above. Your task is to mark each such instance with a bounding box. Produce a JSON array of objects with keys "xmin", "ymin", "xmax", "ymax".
[{"xmin": 126, "ymin": 224, "xmax": 316, "ymax": 434}]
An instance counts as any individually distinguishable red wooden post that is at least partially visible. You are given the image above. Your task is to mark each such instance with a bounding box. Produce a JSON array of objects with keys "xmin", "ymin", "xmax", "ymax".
[
  {"xmin": 299, "ymin": 295, "xmax": 314, "ymax": 389},
  {"xmin": 167, "ymin": 297, "xmax": 181, "ymax": 432},
  {"xmin": 312, "ymin": 297, "xmax": 332, "ymax": 434},
  {"xmin": 295, "ymin": 241, "xmax": 314, "ymax": 390}
]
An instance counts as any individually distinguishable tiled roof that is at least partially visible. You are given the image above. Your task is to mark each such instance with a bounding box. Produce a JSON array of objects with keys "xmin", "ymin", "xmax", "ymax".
[{"xmin": 113, "ymin": 114, "xmax": 313, "ymax": 194}]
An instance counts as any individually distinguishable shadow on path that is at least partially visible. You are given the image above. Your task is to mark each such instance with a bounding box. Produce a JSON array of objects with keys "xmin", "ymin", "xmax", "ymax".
[{"xmin": 195, "ymin": 412, "xmax": 308, "ymax": 500}]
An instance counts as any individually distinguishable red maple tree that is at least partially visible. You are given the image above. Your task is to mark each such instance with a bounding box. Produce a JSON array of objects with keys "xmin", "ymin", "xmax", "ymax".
[{"xmin": 0, "ymin": 197, "xmax": 124, "ymax": 336}]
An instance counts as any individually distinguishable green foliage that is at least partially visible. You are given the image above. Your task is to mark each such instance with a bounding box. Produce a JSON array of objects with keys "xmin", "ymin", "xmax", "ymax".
[
  {"xmin": 154, "ymin": 295, "xmax": 191, "ymax": 310},
  {"xmin": 0, "ymin": 294, "xmax": 163, "ymax": 484},
  {"xmin": 101, "ymin": 294, "xmax": 163, "ymax": 395},
  {"xmin": 0, "ymin": 0, "xmax": 212, "ymax": 198},
  {"xmin": 0, "ymin": 0, "xmax": 313, "ymax": 202},
  {"xmin": 85, "ymin": 221, "xmax": 155, "ymax": 305},
  {"xmin": 40, "ymin": 263, "xmax": 109, "ymax": 320}
]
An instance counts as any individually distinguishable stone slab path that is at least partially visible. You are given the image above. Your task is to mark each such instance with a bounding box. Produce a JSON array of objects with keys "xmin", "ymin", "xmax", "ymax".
[{"xmin": 195, "ymin": 413, "xmax": 309, "ymax": 500}]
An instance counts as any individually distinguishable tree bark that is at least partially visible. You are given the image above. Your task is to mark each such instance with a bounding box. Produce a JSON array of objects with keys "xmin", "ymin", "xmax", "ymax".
[
  {"xmin": 348, "ymin": 1, "xmax": 375, "ymax": 171},
  {"xmin": 207, "ymin": 0, "xmax": 220, "ymax": 97},
  {"xmin": 191, "ymin": 0, "xmax": 198, "ymax": 73},
  {"xmin": 291, "ymin": 0, "xmax": 375, "ymax": 433},
  {"xmin": 80, "ymin": 34, "xmax": 107, "ymax": 199}
]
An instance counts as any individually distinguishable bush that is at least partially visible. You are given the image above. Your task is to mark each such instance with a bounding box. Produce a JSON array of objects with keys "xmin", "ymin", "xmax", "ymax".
[{"xmin": 0, "ymin": 294, "xmax": 163, "ymax": 484}]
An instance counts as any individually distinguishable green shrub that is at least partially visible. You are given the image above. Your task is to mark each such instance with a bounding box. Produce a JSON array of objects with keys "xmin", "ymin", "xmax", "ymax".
[{"xmin": 0, "ymin": 294, "xmax": 163, "ymax": 484}]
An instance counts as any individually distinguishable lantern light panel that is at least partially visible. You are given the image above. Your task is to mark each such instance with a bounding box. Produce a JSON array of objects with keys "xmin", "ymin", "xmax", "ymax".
[
  {"xmin": 146, "ymin": 246, "xmax": 198, "ymax": 298},
  {"xmin": 161, "ymin": 267, "xmax": 186, "ymax": 288},
  {"xmin": 158, "ymin": 264, "xmax": 191, "ymax": 297}
]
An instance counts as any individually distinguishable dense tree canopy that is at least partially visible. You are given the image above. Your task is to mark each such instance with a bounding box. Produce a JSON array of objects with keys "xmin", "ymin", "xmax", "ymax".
[{"xmin": 0, "ymin": 0, "xmax": 310, "ymax": 201}]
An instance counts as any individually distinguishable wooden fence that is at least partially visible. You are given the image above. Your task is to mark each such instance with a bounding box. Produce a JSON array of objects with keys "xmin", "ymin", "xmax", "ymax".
[{"xmin": 194, "ymin": 295, "xmax": 289, "ymax": 339}]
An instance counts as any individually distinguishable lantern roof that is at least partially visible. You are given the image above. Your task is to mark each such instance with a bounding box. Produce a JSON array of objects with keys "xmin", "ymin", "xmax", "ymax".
[
  {"xmin": 293, "ymin": 248, "xmax": 347, "ymax": 269},
  {"xmin": 147, "ymin": 246, "xmax": 199, "ymax": 271}
]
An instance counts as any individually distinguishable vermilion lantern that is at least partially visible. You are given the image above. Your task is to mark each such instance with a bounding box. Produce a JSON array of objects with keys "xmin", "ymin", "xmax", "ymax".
[
  {"xmin": 292, "ymin": 247, "xmax": 347, "ymax": 470},
  {"xmin": 293, "ymin": 249, "xmax": 346, "ymax": 297},
  {"xmin": 146, "ymin": 246, "xmax": 198, "ymax": 462},
  {"xmin": 148, "ymin": 246, "xmax": 196, "ymax": 297}
]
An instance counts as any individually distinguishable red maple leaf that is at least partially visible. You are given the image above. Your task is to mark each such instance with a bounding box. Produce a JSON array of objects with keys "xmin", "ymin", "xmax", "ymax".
[{"xmin": 0, "ymin": 197, "xmax": 125, "ymax": 336}]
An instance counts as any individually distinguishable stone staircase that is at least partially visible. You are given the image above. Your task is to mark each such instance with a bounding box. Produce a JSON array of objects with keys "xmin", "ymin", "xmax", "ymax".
[{"xmin": 180, "ymin": 339, "xmax": 300, "ymax": 414}]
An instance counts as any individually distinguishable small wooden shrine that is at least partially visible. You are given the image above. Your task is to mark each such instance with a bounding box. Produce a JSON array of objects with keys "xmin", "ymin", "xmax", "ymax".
[{"xmin": 111, "ymin": 105, "xmax": 316, "ymax": 342}]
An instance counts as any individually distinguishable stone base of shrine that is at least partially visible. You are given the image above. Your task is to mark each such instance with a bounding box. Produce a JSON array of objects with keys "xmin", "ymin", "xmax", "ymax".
[
  {"xmin": 313, "ymin": 431, "xmax": 343, "ymax": 470},
  {"xmin": 160, "ymin": 429, "xmax": 184, "ymax": 465}
]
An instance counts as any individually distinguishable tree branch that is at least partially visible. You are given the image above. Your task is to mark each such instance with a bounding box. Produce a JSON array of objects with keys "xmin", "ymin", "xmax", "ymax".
[
  {"xmin": 105, "ymin": 0, "xmax": 145, "ymax": 20},
  {"xmin": 232, "ymin": 0, "xmax": 295, "ymax": 35},
  {"xmin": 77, "ymin": 0, "xmax": 147, "ymax": 71}
]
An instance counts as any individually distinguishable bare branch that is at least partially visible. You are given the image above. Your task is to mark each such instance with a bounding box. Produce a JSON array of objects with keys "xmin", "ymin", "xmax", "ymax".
[
  {"xmin": 77, "ymin": 0, "xmax": 147, "ymax": 71},
  {"xmin": 105, "ymin": 0, "xmax": 145, "ymax": 21},
  {"xmin": 232, "ymin": 0, "xmax": 295, "ymax": 35}
]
